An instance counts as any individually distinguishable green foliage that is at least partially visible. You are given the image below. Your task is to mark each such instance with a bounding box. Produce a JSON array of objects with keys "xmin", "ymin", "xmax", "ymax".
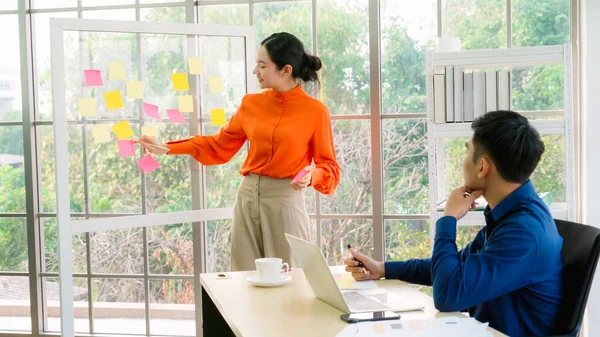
[
  {"xmin": 0, "ymin": 218, "xmax": 27, "ymax": 271},
  {"xmin": 382, "ymin": 24, "xmax": 428, "ymax": 113},
  {"xmin": 444, "ymin": 0, "xmax": 507, "ymax": 50},
  {"xmin": 0, "ymin": 165, "xmax": 26, "ymax": 213},
  {"xmin": 512, "ymin": 0, "xmax": 570, "ymax": 47}
]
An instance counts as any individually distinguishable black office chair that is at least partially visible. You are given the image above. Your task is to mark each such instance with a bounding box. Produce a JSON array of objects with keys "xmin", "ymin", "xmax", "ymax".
[{"xmin": 550, "ymin": 219, "xmax": 600, "ymax": 337}]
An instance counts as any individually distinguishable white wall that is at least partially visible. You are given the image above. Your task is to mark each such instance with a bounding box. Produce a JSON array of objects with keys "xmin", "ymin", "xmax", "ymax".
[{"xmin": 583, "ymin": 0, "xmax": 600, "ymax": 336}]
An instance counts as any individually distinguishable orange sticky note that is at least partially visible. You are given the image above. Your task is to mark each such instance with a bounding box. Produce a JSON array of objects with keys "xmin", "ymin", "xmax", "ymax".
[
  {"xmin": 91, "ymin": 124, "xmax": 111, "ymax": 143},
  {"xmin": 188, "ymin": 58, "xmax": 204, "ymax": 74},
  {"xmin": 171, "ymin": 73, "xmax": 190, "ymax": 91},
  {"xmin": 78, "ymin": 97, "xmax": 96, "ymax": 116},
  {"xmin": 126, "ymin": 81, "xmax": 143, "ymax": 99},
  {"xmin": 372, "ymin": 323, "xmax": 385, "ymax": 334},
  {"xmin": 112, "ymin": 121, "xmax": 135, "ymax": 140},
  {"xmin": 108, "ymin": 62, "xmax": 126, "ymax": 80},
  {"xmin": 207, "ymin": 76, "xmax": 224, "ymax": 93},
  {"xmin": 178, "ymin": 95, "xmax": 193, "ymax": 113},
  {"xmin": 210, "ymin": 108, "xmax": 226, "ymax": 126},
  {"xmin": 104, "ymin": 90, "xmax": 124, "ymax": 110},
  {"xmin": 141, "ymin": 125, "xmax": 158, "ymax": 137}
]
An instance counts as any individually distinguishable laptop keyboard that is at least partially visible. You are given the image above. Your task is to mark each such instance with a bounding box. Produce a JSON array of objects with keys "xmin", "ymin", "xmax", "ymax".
[{"xmin": 343, "ymin": 291, "xmax": 389, "ymax": 312}]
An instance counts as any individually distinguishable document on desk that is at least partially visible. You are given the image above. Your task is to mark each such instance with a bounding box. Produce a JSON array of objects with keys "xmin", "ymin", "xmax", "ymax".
[
  {"xmin": 348, "ymin": 288, "xmax": 425, "ymax": 312},
  {"xmin": 333, "ymin": 273, "xmax": 378, "ymax": 290},
  {"xmin": 336, "ymin": 317, "xmax": 492, "ymax": 337}
]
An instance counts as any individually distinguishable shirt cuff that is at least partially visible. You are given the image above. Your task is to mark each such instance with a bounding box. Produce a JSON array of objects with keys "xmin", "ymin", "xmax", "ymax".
[
  {"xmin": 435, "ymin": 216, "xmax": 457, "ymax": 241},
  {"xmin": 311, "ymin": 167, "xmax": 324, "ymax": 185},
  {"xmin": 166, "ymin": 138, "xmax": 192, "ymax": 155}
]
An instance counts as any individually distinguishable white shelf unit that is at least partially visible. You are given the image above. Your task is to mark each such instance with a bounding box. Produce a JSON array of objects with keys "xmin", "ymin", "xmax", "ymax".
[{"xmin": 426, "ymin": 44, "xmax": 575, "ymax": 231}]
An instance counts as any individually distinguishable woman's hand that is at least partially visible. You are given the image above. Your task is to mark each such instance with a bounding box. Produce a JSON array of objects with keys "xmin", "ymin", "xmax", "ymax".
[
  {"xmin": 136, "ymin": 135, "xmax": 169, "ymax": 155},
  {"xmin": 290, "ymin": 166, "xmax": 313, "ymax": 191}
]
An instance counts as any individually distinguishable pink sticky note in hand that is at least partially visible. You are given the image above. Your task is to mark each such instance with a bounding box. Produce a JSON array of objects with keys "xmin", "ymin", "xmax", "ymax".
[
  {"xmin": 167, "ymin": 109, "xmax": 186, "ymax": 123},
  {"xmin": 137, "ymin": 154, "xmax": 160, "ymax": 173},
  {"xmin": 84, "ymin": 70, "xmax": 103, "ymax": 86},
  {"xmin": 291, "ymin": 169, "xmax": 310, "ymax": 184},
  {"xmin": 117, "ymin": 140, "xmax": 136, "ymax": 157},
  {"xmin": 143, "ymin": 103, "xmax": 160, "ymax": 119}
]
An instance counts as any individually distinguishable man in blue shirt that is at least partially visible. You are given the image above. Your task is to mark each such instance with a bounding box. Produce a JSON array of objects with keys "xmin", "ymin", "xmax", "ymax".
[{"xmin": 345, "ymin": 110, "xmax": 564, "ymax": 337}]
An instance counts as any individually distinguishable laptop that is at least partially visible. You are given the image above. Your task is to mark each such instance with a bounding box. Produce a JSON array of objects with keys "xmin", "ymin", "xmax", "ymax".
[{"xmin": 285, "ymin": 233, "xmax": 424, "ymax": 314}]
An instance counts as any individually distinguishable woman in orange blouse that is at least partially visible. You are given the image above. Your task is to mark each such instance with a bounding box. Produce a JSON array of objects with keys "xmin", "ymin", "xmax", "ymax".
[{"xmin": 139, "ymin": 32, "xmax": 340, "ymax": 272}]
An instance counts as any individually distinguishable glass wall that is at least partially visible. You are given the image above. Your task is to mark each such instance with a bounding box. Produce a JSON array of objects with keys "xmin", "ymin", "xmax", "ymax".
[{"xmin": 0, "ymin": 0, "xmax": 572, "ymax": 334}]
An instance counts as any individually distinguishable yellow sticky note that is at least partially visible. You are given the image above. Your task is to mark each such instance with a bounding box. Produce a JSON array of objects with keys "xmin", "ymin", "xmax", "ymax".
[
  {"xmin": 108, "ymin": 62, "xmax": 126, "ymax": 80},
  {"xmin": 334, "ymin": 273, "xmax": 358, "ymax": 289},
  {"xmin": 171, "ymin": 73, "xmax": 190, "ymax": 91},
  {"xmin": 112, "ymin": 121, "xmax": 135, "ymax": 140},
  {"xmin": 207, "ymin": 76, "xmax": 224, "ymax": 93},
  {"xmin": 78, "ymin": 97, "xmax": 96, "ymax": 116},
  {"xmin": 91, "ymin": 124, "xmax": 111, "ymax": 143},
  {"xmin": 178, "ymin": 95, "xmax": 193, "ymax": 113},
  {"xmin": 188, "ymin": 58, "xmax": 204, "ymax": 75},
  {"xmin": 126, "ymin": 81, "xmax": 143, "ymax": 99},
  {"xmin": 104, "ymin": 90, "xmax": 124, "ymax": 110},
  {"xmin": 210, "ymin": 109, "xmax": 226, "ymax": 126},
  {"xmin": 141, "ymin": 125, "xmax": 158, "ymax": 137}
]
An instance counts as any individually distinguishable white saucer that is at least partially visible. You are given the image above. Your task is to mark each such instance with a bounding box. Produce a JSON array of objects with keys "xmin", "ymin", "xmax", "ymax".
[{"xmin": 246, "ymin": 274, "xmax": 292, "ymax": 287}]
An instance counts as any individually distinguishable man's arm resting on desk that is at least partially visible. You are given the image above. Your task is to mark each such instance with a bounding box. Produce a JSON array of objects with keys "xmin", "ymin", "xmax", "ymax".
[
  {"xmin": 431, "ymin": 216, "xmax": 536, "ymax": 312},
  {"xmin": 381, "ymin": 227, "xmax": 478, "ymax": 286},
  {"xmin": 384, "ymin": 259, "xmax": 432, "ymax": 286}
]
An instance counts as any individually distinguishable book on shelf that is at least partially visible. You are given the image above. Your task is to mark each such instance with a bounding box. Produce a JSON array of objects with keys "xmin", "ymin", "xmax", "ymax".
[
  {"xmin": 463, "ymin": 72, "xmax": 474, "ymax": 122},
  {"xmin": 497, "ymin": 70, "xmax": 510, "ymax": 110},
  {"xmin": 473, "ymin": 71, "xmax": 486, "ymax": 119},
  {"xmin": 434, "ymin": 73, "xmax": 446, "ymax": 123},
  {"xmin": 454, "ymin": 67, "xmax": 464, "ymax": 122},
  {"xmin": 485, "ymin": 71, "xmax": 497, "ymax": 112},
  {"xmin": 445, "ymin": 66, "xmax": 455, "ymax": 122}
]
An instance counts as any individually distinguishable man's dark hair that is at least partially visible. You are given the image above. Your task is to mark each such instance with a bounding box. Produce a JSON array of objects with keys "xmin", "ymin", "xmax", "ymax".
[{"xmin": 471, "ymin": 110, "xmax": 545, "ymax": 183}]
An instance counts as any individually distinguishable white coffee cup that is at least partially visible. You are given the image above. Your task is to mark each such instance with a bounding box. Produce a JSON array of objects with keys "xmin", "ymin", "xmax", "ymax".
[{"xmin": 255, "ymin": 258, "xmax": 289, "ymax": 283}]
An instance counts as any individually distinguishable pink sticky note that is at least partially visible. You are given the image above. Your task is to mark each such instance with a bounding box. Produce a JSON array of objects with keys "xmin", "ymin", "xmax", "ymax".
[
  {"xmin": 137, "ymin": 154, "xmax": 160, "ymax": 173},
  {"xmin": 117, "ymin": 140, "xmax": 136, "ymax": 157},
  {"xmin": 84, "ymin": 70, "xmax": 103, "ymax": 86},
  {"xmin": 167, "ymin": 109, "xmax": 186, "ymax": 123},
  {"xmin": 143, "ymin": 103, "xmax": 160, "ymax": 119},
  {"xmin": 291, "ymin": 169, "xmax": 310, "ymax": 184}
]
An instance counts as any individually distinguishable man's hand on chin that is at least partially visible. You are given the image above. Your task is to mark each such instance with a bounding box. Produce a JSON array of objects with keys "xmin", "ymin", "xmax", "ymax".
[{"xmin": 443, "ymin": 186, "xmax": 484, "ymax": 220}]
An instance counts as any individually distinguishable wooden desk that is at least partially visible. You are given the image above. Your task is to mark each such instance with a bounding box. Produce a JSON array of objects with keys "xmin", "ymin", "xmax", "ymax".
[{"xmin": 200, "ymin": 268, "xmax": 506, "ymax": 337}]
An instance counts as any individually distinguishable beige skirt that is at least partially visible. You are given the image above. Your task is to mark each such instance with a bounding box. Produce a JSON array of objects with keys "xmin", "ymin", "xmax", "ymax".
[{"xmin": 230, "ymin": 173, "xmax": 310, "ymax": 271}]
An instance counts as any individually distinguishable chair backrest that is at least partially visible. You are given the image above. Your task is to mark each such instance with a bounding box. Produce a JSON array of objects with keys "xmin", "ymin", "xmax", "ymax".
[{"xmin": 553, "ymin": 219, "xmax": 600, "ymax": 336}]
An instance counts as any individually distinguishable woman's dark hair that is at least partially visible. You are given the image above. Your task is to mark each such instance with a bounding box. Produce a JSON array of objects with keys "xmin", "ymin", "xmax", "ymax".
[{"xmin": 261, "ymin": 32, "xmax": 322, "ymax": 82}]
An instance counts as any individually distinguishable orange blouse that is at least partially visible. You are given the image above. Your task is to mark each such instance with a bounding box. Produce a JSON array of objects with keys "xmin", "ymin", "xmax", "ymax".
[{"xmin": 166, "ymin": 85, "xmax": 340, "ymax": 195}]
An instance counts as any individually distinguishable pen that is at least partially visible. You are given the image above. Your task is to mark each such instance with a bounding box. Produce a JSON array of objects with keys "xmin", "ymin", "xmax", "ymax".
[
  {"xmin": 138, "ymin": 141, "xmax": 170, "ymax": 152},
  {"xmin": 299, "ymin": 168, "xmax": 316, "ymax": 183},
  {"xmin": 346, "ymin": 244, "xmax": 364, "ymax": 268}
]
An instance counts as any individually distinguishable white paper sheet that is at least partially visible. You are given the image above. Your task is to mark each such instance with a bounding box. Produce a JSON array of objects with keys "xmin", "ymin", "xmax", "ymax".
[{"xmin": 336, "ymin": 317, "xmax": 492, "ymax": 337}]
